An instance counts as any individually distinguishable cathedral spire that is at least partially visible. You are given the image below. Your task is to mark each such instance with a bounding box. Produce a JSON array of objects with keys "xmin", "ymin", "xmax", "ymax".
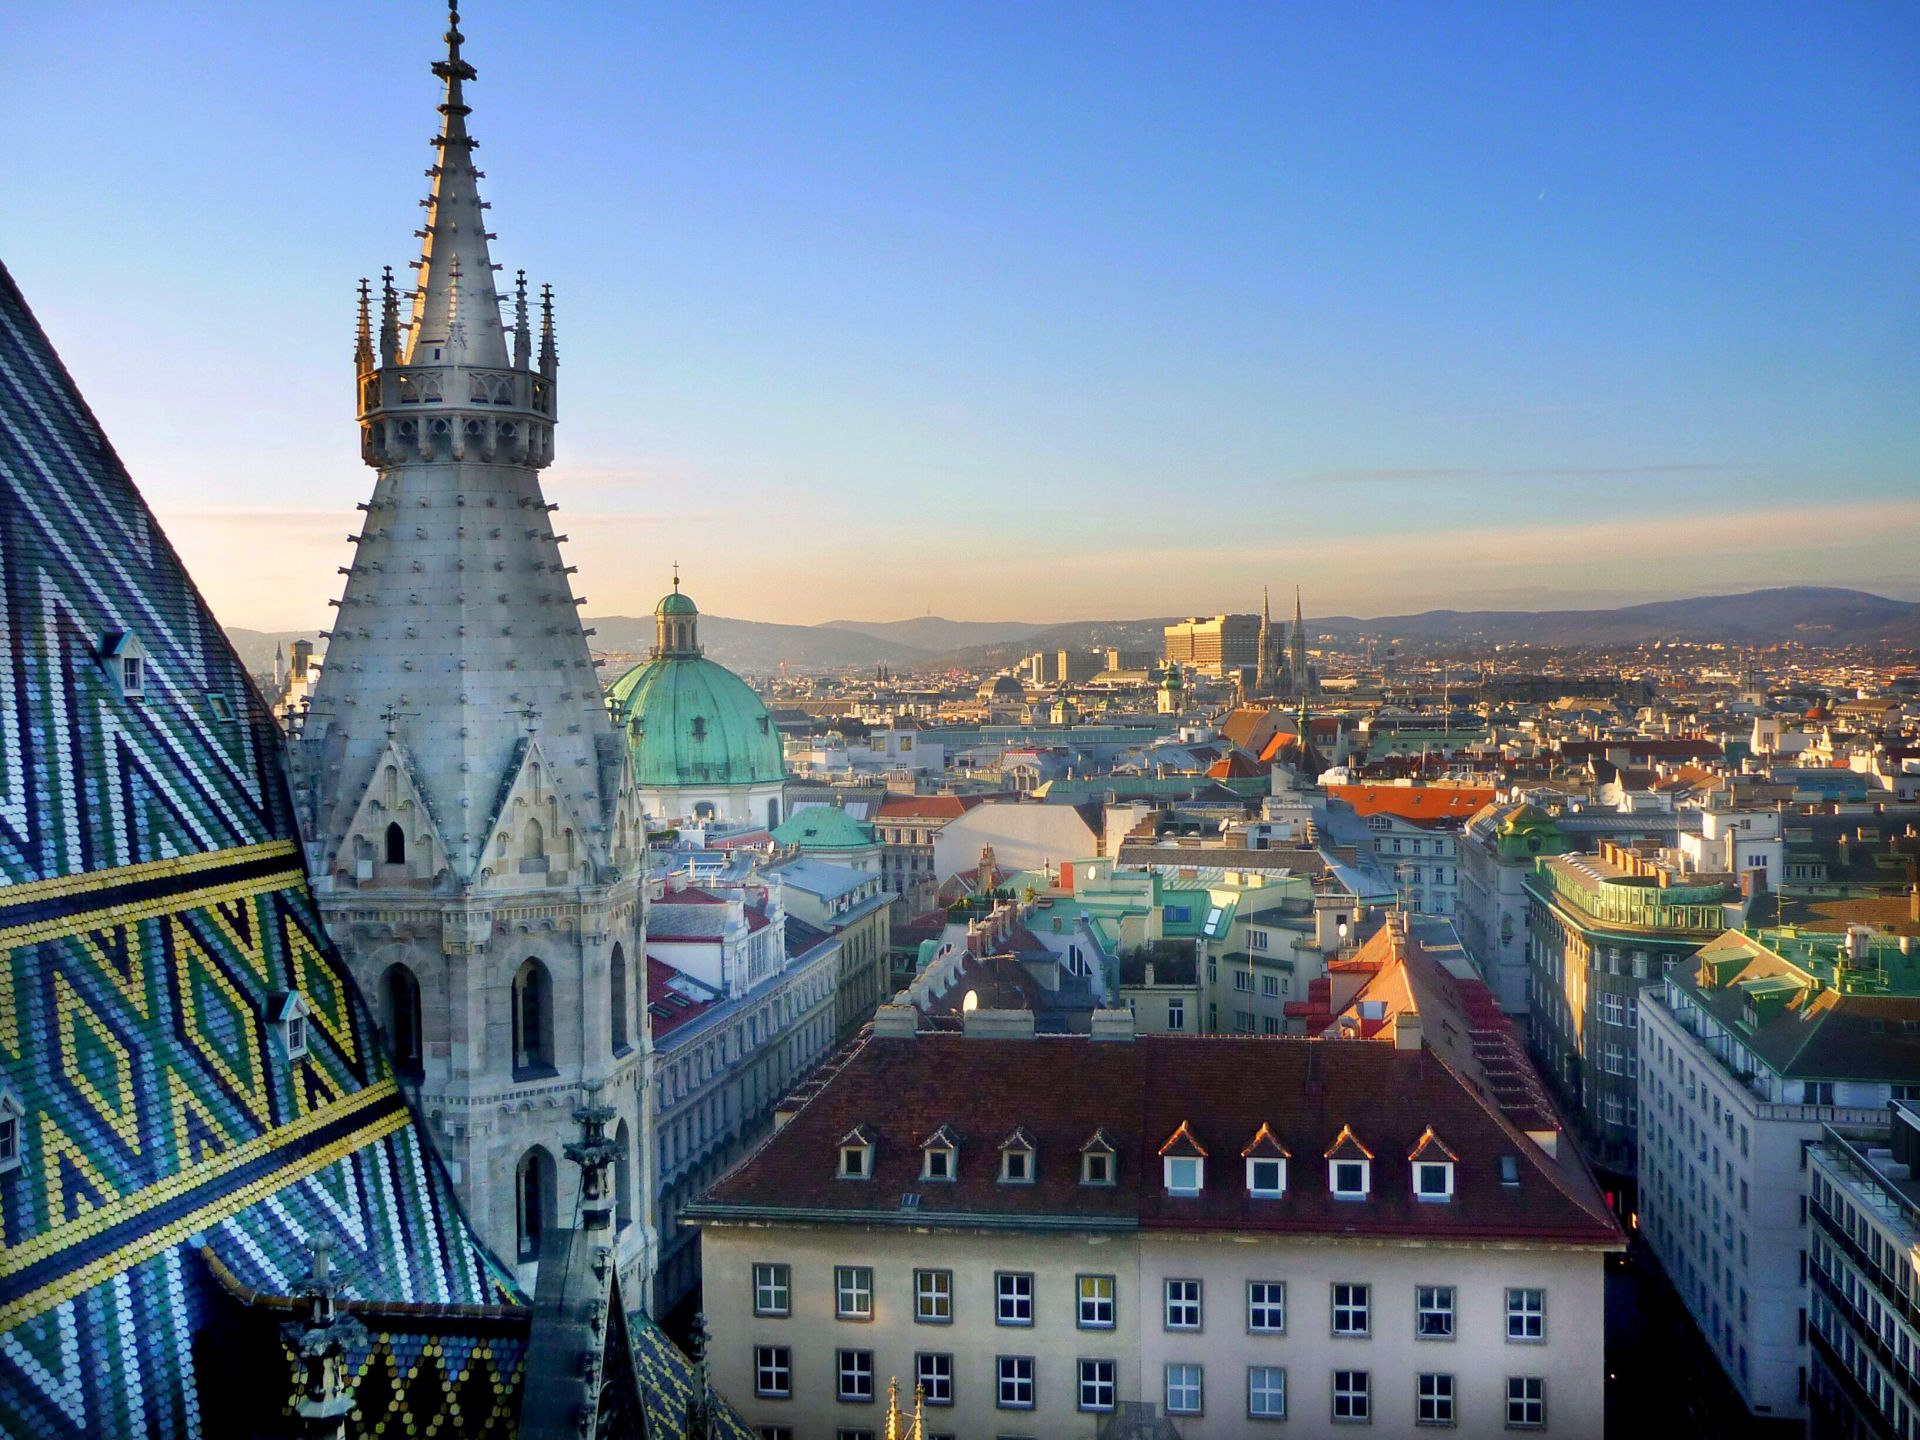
[
  {"xmin": 404, "ymin": 5, "xmax": 508, "ymax": 367},
  {"xmin": 354, "ymin": 278, "xmax": 372, "ymax": 373}
]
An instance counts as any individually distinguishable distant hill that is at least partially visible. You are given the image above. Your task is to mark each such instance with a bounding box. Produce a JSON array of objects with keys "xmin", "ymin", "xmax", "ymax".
[
  {"xmin": 1312, "ymin": 587, "xmax": 1920, "ymax": 648},
  {"xmin": 820, "ymin": 616, "xmax": 1047, "ymax": 651},
  {"xmin": 225, "ymin": 587, "xmax": 1919, "ymax": 683}
]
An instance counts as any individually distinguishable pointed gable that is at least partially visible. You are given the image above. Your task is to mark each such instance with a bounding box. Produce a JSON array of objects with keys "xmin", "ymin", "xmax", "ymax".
[
  {"xmin": 1158, "ymin": 1120, "xmax": 1208, "ymax": 1158},
  {"xmin": 1242, "ymin": 1122, "xmax": 1292, "ymax": 1159},
  {"xmin": 1408, "ymin": 1126, "xmax": 1458, "ymax": 1163},
  {"xmin": 1324, "ymin": 1124, "xmax": 1374, "ymax": 1161}
]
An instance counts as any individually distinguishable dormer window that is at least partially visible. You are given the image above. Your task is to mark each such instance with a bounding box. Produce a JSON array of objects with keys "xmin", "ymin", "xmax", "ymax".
[
  {"xmin": 1242, "ymin": 1122, "xmax": 1291, "ymax": 1198},
  {"xmin": 1325, "ymin": 1124, "xmax": 1373, "ymax": 1200},
  {"xmin": 838, "ymin": 1125, "xmax": 874, "ymax": 1180},
  {"xmin": 270, "ymin": 992, "xmax": 311, "ymax": 1062},
  {"xmin": 999, "ymin": 1127, "xmax": 1036, "ymax": 1184},
  {"xmin": 921, "ymin": 1125, "xmax": 959, "ymax": 1182},
  {"xmin": 1409, "ymin": 1128, "xmax": 1457, "ymax": 1203},
  {"xmin": 101, "ymin": 632, "xmax": 148, "ymax": 701},
  {"xmin": 1159, "ymin": 1121, "xmax": 1208, "ymax": 1196},
  {"xmin": 0, "ymin": 1082, "xmax": 23, "ymax": 1175},
  {"xmin": 1080, "ymin": 1128, "xmax": 1118, "ymax": 1186}
]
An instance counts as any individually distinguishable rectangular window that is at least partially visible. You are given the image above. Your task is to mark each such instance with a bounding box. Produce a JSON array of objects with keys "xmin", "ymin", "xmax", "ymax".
[
  {"xmin": 1249, "ymin": 1364, "xmax": 1287, "ymax": 1419},
  {"xmin": 915, "ymin": 1352, "xmax": 953, "ymax": 1407},
  {"xmin": 996, "ymin": 1272, "xmax": 1034, "ymax": 1326},
  {"xmin": 1332, "ymin": 1369, "xmax": 1370, "ymax": 1423},
  {"xmin": 1507, "ymin": 1376, "xmax": 1546, "ymax": 1427},
  {"xmin": 1167, "ymin": 997, "xmax": 1186, "ymax": 1030},
  {"xmin": 1165, "ymin": 1363, "xmax": 1203, "ymax": 1415},
  {"xmin": 835, "ymin": 1266, "xmax": 874, "ymax": 1321},
  {"xmin": 1506, "ymin": 1288, "xmax": 1545, "ymax": 1342},
  {"xmin": 1235, "ymin": 970, "xmax": 1253, "ymax": 992},
  {"xmin": 1164, "ymin": 1156, "xmax": 1203, "ymax": 1195},
  {"xmin": 1417, "ymin": 1285, "xmax": 1455, "ymax": 1339},
  {"xmin": 1165, "ymin": 1278, "xmax": 1202, "ymax": 1330},
  {"xmin": 1078, "ymin": 1274, "xmax": 1116, "ymax": 1329},
  {"xmin": 996, "ymin": 1355, "xmax": 1034, "ymax": 1409},
  {"xmin": 753, "ymin": 1263, "xmax": 790, "ymax": 1317},
  {"xmin": 1331, "ymin": 1160, "xmax": 1369, "ymax": 1198},
  {"xmin": 837, "ymin": 1349, "xmax": 874, "ymax": 1403},
  {"xmin": 1078, "ymin": 1358, "xmax": 1116, "ymax": 1413},
  {"xmin": 1332, "ymin": 1283, "xmax": 1371, "ymax": 1337},
  {"xmin": 1248, "ymin": 1280, "xmax": 1287, "ymax": 1333},
  {"xmin": 1806, "ymin": 1081, "xmax": 1836, "ymax": 1105},
  {"xmin": 915, "ymin": 1269, "xmax": 953, "ymax": 1324},
  {"xmin": 1418, "ymin": 1372, "xmax": 1456, "ymax": 1426},
  {"xmin": 1262, "ymin": 973, "xmax": 1280, "ymax": 998},
  {"xmin": 1248, "ymin": 1157, "xmax": 1285, "ymax": 1197},
  {"xmin": 754, "ymin": 1345, "xmax": 791, "ymax": 1398},
  {"xmin": 1082, "ymin": 1150, "xmax": 1114, "ymax": 1185}
]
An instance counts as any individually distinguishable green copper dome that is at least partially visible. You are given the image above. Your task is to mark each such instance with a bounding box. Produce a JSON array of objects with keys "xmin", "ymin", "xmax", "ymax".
[
  {"xmin": 609, "ymin": 580, "xmax": 786, "ymax": 789},
  {"xmin": 656, "ymin": 588, "xmax": 698, "ymax": 617}
]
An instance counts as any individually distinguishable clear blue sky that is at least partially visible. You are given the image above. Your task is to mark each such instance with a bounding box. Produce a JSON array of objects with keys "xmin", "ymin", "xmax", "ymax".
[{"xmin": 4, "ymin": 2, "xmax": 1917, "ymax": 630}]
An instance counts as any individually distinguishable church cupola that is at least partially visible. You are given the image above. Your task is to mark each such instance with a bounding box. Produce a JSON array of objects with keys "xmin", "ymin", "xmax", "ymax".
[{"xmin": 653, "ymin": 569, "xmax": 702, "ymax": 658}]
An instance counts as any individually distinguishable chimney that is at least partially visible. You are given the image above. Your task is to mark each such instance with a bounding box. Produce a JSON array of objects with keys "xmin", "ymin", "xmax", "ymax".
[
  {"xmin": 872, "ymin": 1004, "xmax": 918, "ymax": 1038},
  {"xmin": 1393, "ymin": 1011, "xmax": 1423, "ymax": 1051},
  {"xmin": 1090, "ymin": 1008, "xmax": 1136, "ymax": 1042},
  {"xmin": 963, "ymin": 1009, "xmax": 1036, "ymax": 1040}
]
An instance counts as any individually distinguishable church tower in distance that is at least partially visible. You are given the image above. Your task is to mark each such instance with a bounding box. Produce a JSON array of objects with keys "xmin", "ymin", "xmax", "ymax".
[{"xmin": 294, "ymin": 6, "xmax": 655, "ymax": 1301}]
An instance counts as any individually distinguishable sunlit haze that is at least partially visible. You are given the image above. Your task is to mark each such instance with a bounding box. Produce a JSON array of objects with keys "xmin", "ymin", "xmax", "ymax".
[{"xmin": 4, "ymin": 2, "xmax": 1916, "ymax": 631}]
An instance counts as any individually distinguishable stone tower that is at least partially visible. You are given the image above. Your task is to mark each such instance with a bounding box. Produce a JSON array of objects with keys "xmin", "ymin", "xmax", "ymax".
[
  {"xmin": 1288, "ymin": 584, "xmax": 1311, "ymax": 699},
  {"xmin": 293, "ymin": 7, "xmax": 655, "ymax": 1300}
]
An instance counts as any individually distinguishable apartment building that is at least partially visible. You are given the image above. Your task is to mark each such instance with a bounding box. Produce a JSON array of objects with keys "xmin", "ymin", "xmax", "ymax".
[
  {"xmin": 1162, "ymin": 614, "xmax": 1261, "ymax": 678},
  {"xmin": 1525, "ymin": 841, "xmax": 1743, "ymax": 1178},
  {"xmin": 689, "ymin": 1020, "xmax": 1623, "ymax": 1439},
  {"xmin": 768, "ymin": 855, "xmax": 894, "ymax": 1043},
  {"xmin": 1807, "ymin": 1104, "xmax": 1920, "ymax": 1439},
  {"xmin": 1637, "ymin": 926, "xmax": 1920, "ymax": 1424}
]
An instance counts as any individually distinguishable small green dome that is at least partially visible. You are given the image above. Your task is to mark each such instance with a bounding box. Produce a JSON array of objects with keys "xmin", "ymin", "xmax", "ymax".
[
  {"xmin": 772, "ymin": 804, "xmax": 877, "ymax": 852},
  {"xmin": 656, "ymin": 589, "xmax": 699, "ymax": 617},
  {"xmin": 609, "ymin": 653, "xmax": 786, "ymax": 789}
]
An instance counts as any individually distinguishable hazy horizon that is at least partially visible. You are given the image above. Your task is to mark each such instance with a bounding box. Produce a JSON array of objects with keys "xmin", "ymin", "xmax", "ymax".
[{"xmin": 5, "ymin": 2, "xmax": 1916, "ymax": 633}]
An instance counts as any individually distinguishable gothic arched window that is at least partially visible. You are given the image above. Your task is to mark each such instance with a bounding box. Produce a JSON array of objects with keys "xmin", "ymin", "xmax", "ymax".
[
  {"xmin": 522, "ymin": 817, "xmax": 545, "ymax": 862},
  {"xmin": 515, "ymin": 1146, "xmax": 555, "ymax": 1261},
  {"xmin": 512, "ymin": 959, "xmax": 553, "ymax": 1074},
  {"xmin": 614, "ymin": 1119, "xmax": 633, "ymax": 1230},
  {"xmin": 383, "ymin": 963, "xmax": 423, "ymax": 1077},
  {"xmin": 609, "ymin": 943, "xmax": 630, "ymax": 1054},
  {"xmin": 384, "ymin": 822, "xmax": 407, "ymax": 866}
]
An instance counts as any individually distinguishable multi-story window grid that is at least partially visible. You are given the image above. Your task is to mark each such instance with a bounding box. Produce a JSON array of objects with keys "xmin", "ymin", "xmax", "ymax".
[
  {"xmin": 754, "ymin": 1344, "xmax": 791, "ymax": 1398},
  {"xmin": 835, "ymin": 1266, "xmax": 874, "ymax": 1321},
  {"xmin": 1165, "ymin": 1362, "xmax": 1203, "ymax": 1415},
  {"xmin": 1077, "ymin": 1358, "xmax": 1116, "ymax": 1413},
  {"xmin": 836, "ymin": 1348, "xmax": 874, "ymax": 1403},
  {"xmin": 1248, "ymin": 1365, "xmax": 1286, "ymax": 1419},
  {"xmin": 915, "ymin": 1268, "xmax": 952, "ymax": 1324},
  {"xmin": 1417, "ymin": 1372, "xmax": 1455, "ymax": 1425},
  {"xmin": 996, "ymin": 1271, "xmax": 1034, "ymax": 1326},
  {"xmin": 1506, "ymin": 1287, "xmax": 1546, "ymax": 1341},
  {"xmin": 1077, "ymin": 1274, "xmax": 1116, "ymax": 1329},
  {"xmin": 1416, "ymin": 1285, "xmax": 1455, "ymax": 1339},
  {"xmin": 1165, "ymin": 1278, "xmax": 1202, "ymax": 1330},
  {"xmin": 914, "ymin": 1352, "xmax": 953, "ymax": 1407},
  {"xmin": 996, "ymin": 1355, "xmax": 1035, "ymax": 1409},
  {"xmin": 753, "ymin": 1262, "xmax": 790, "ymax": 1317},
  {"xmin": 1247, "ymin": 1280, "xmax": 1287, "ymax": 1333},
  {"xmin": 1332, "ymin": 1369, "xmax": 1370, "ymax": 1422},
  {"xmin": 1507, "ymin": 1376, "xmax": 1546, "ymax": 1427},
  {"xmin": 1332, "ymin": 1282, "xmax": 1371, "ymax": 1336}
]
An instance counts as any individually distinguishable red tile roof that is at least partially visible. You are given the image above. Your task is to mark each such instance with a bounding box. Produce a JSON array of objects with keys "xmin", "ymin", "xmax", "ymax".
[
  {"xmin": 697, "ymin": 1034, "xmax": 1623, "ymax": 1246},
  {"xmin": 877, "ymin": 795, "xmax": 983, "ymax": 819},
  {"xmin": 1325, "ymin": 783, "xmax": 1496, "ymax": 824},
  {"xmin": 644, "ymin": 956, "xmax": 722, "ymax": 1039}
]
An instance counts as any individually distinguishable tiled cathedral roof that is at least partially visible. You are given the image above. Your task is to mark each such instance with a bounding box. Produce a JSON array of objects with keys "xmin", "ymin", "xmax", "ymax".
[{"xmin": 0, "ymin": 260, "xmax": 750, "ymax": 1437}]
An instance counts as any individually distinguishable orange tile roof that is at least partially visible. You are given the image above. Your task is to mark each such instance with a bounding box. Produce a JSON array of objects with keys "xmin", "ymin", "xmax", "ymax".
[{"xmin": 1325, "ymin": 784, "xmax": 1496, "ymax": 823}]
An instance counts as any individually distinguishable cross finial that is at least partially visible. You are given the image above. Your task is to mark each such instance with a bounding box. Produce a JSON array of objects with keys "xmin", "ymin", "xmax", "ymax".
[
  {"xmin": 378, "ymin": 702, "xmax": 417, "ymax": 738},
  {"xmin": 672, "ymin": 560, "xmax": 680, "ymax": 591},
  {"xmin": 517, "ymin": 702, "xmax": 541, "ymax": 734}
]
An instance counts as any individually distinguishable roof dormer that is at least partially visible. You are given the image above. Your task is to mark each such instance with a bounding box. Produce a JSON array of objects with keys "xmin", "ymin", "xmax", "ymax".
[
  {"xmin": 921, "ymin": 1124, "xmax": 959, "ymax": 1182},
  {"xmin": 1159, "ymin": 1120, "xmax": 1208, "ymax": 1196},
  {"xmin": 1241, "ymin": 1122, "xmax": 1291, "ymax": 1199},
  {"xmin": 1079, "ymin": 1127, "xmax": 1119, "ymax": 1186},
  {"xmin": 838, "ymin": 1124, "xmax": 874, "ymax": 1180},
  {"xmin": 1409, "ymin": 1127, "xmax": 1458, "ymax": 1203},
  {"xmin": 998, "ymin": 1126, "xmax": 1037, "ymax": 1184},
  {"xmin": 1325, "ymin": 1124, "xmax": 1373, "ymax": 1200},
  {"xmin": 100, "ymin": 631, "xmax": 148, "ymax": 701},
  {"xmin": 268, "ymin": 991, "xmax": 311, "ymax": 1062},
  {"xmin": 0, "ymin": 1079, "xmax": 23, "ymax": 1176}
]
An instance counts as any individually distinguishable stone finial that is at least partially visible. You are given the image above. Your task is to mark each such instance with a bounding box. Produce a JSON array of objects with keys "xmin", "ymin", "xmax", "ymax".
[
  {"xmin": 280, "ymin": 1231, "xmax": 367, "ymax": 1440},
  {"xmin": 563, "ymin": 1083, "xmax": 620, "ymax": 1231}
]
